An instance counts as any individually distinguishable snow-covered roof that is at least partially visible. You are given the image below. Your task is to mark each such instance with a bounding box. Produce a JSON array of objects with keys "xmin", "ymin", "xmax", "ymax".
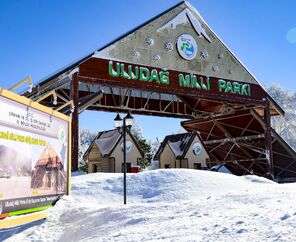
[
  {"xmin": 83, "ymin": 129, "xmax": 144, "ymax": 159},
  {"xmin": 168, "ymin": 141, "xmax": 183, "ymax": 157},
  {"xmin": 154, "ymin": 131, "xmax": 201, "ymax": 159},
  {"xmin": 95, "ymin": 129, "xmax": 121, "ymax": 156}
]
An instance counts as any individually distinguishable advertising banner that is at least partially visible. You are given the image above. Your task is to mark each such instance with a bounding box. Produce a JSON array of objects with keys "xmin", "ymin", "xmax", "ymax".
[{"xmin": 0, "ymin": 90, "xmax": 70, "ymax": 216}]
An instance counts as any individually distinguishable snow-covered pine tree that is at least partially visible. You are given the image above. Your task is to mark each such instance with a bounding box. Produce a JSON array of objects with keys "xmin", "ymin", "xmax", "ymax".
[
  {"xmin": 149, "ymin": 138, "xmax": 161, "ymax": 169},
  {"xmin": 78, "ymin": 128, "xmax": 97, "ymax": 172},
  {"xmin": 131, "ymin": 120, "xmax": 152, "ymax": 168},
  {"xmin": 267, "ymin": 83, "xmax": 296, "ymax": 150}
]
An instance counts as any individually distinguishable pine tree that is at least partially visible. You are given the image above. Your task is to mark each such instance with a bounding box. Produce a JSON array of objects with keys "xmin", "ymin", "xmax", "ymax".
[
  {"xmin": 267, "ymin": 83, "xmax": 296, "ymax": 150},
  {"xmin": 131, "ymin": 121, "xmax": 153, "ymax": 168},
  {"xmin": 137, "ymin": 138, "xmax": 153, "ymax": 168},
  {"xmin": 78, "ymin": 128, "xmax": 97, "ymax": 172}
]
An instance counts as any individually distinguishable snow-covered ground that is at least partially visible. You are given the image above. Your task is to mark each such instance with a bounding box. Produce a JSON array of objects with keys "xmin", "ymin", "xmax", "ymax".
[{"xmin": 2, "ymin": 169, "xmax": 296, "ymax": 241}]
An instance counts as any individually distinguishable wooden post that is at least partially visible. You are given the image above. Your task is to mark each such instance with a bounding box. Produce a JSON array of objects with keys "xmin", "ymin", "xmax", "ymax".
[
  {"xmin": 264, "ymin": 99, "xmax": 274, "ymax": 177},
  {"xmin": 71, "ymin": 72, "xmax": 79, "ymax": 171}
]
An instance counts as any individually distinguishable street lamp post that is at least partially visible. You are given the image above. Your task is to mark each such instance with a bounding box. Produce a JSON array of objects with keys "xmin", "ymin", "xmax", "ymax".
[{"xmin": 114, "ymin": 112, "xmax": 134, "ymax": 205}]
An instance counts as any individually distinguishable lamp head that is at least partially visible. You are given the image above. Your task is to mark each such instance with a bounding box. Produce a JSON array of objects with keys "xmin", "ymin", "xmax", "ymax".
[
  {"xmin": 114, "ymin": 113, "xmax": 123, "ymax": 128},
  {"xmin": 125, "ymin": 111, "xmax": 134, "ymax": 127}
]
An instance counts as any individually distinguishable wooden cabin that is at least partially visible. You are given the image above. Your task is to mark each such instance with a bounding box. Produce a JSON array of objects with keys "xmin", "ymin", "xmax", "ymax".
[
  {"xmin": 83, "ymin": 129, "xmax": 144, "ymax": 173},
  {"xmin": 154, "ymin": 131, "xmax": 209, "ymax": 170},
  {"xmin": 31, "ymin": 143, "xmax": 67, "ymax": 193}
]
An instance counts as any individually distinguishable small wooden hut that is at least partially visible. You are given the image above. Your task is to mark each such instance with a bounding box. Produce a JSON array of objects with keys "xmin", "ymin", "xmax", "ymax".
[{"xmin": 31, "ymin": 144, "xmax": 67, "ymax": 193}]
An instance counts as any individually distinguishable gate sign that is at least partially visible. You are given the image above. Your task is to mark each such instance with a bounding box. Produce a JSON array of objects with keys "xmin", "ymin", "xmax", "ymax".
[
  {"xmin": 0, "ymin": 89, "xmax": 71, "ymax": 217},
  {"xmin": 79, "ymin": 58, "xmax": 267, "ymax": 103}
]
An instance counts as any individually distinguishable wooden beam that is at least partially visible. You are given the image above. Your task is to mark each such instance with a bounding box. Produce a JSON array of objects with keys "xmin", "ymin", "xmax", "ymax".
[
  {"xmin": 264, "ymin": 99, "xmax": 274, "ymax": 176},
  {"xmin": 78, "ymin": 91, "xmax": 103, "ymax": 114},
  {"xmin": 71, "ymin": 72, "xmax": 79, "ymax": 171},
  {"xmin": 204, "ymin": 134, "xmax": 265, "ymax": 145},
  {"xmin": 213, "ymin": 119, "xmax": 254, "ymax": 159}
]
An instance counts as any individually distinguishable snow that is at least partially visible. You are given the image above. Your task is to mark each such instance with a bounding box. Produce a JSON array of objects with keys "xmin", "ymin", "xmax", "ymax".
[
  {"xmin": 168, "ymin": 140, "xmax": 182, "ymax": 156},
  {"xmin": 211, "ymin": 164, "xmax": 232, "ymax": 174},
  {"xmin": 157, "ymin": 8, "xmax": 212, "ymax": 43},
  {"xmin": 95, "ymin": 130, "xmax": 121, "ymax": 156},
  {"xmin": 2, "ymin": 169, "xmax": 296, "ymax": 241}
]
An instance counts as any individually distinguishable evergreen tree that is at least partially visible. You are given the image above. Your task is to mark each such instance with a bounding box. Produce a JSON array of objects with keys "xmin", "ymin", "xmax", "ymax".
[
  {"xmin": 78, "ymin": 128, "xmax": 97, "ymax": 172},
  {"xmin": 131, "ymin": 121, "xmax": 153, "ymax": 168},
  {"xmin": 137, "ymin": 138, "xmax": 153, "ymax": 168},
  {"xmin": 267, "ymin": 83, "xmax": 296, "ymax": 150}
]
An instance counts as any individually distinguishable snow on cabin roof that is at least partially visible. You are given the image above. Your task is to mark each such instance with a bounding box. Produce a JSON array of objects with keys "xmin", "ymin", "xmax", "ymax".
[
  {"xmin": 95, "ymin": 129, "xmax": 122, "ymax": 156},
  {"xmin": 83, "ymin": 129, "xmax": 144, "ymax": 159},
  {"xmin": 168, "ymin": 141, "xmax": 183, "ymax": 157},
  {"xmin": 154, "ymin": 131, "xmax": 199, "ymax": 160}
]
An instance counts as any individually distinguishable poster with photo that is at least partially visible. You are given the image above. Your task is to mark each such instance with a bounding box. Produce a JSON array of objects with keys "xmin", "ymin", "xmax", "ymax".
[{"xmin": 0, "ymin": 95, "xmax": 70, "ymax": 214}]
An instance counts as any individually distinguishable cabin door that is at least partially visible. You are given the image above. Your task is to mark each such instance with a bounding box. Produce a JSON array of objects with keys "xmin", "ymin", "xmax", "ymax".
[
  {"xmin": 194, "ymin": 163, "xmax": 202, "ymax": 170},
  {"xmin": 122, "ymin": 162, "xmax": 132, "ymax": 173},
  {"xmin": 93, "ymin": 164, "xmax": 98, "ymax": 173}
]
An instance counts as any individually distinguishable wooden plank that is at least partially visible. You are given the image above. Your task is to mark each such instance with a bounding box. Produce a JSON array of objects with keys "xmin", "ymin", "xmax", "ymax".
[
  {"xmin": 0, "ymin": 211, "xmax": 48, "ymax": 229},
  {"xmin": 71, "ymin": 73, "xmax": 79, "ymax": 171},
  {"xmin": 204, "ymin": 134, "xmax": 265, "ymax": 145},
  {"xmin": 264, "ymin": 99, "xmax": 274, "ymax": 176}
]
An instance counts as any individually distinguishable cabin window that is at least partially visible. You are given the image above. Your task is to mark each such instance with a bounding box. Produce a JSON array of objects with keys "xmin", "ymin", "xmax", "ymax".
[
  {"xmin": 194, "ymin": 163, "xmax": 202, "ymax": 170},
  {"xmin": 164, "ymin": 164, "xmax": 170, "ymax": 169}
]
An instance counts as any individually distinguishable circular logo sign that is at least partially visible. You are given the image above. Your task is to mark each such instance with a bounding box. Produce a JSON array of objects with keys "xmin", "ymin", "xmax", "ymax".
[
  {"xmin": 58, "ymin": 126, "xmax": 66, "ymax": 145},
  {"xmin": 121, "ymin": 140, "xmax": 133, "ymax": 154},
  {"xmin": 192, "ymin": 142, "xmax": 202, "ymax": 155},
  {"xmin": 177, "ymin": 34, "xmax": 198, "ymax": 60}
]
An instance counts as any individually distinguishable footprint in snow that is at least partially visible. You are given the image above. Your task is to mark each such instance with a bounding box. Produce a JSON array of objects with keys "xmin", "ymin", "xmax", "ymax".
[
  {"xmin": 236, "ymin": 221, "xmax": 244, "ymax": 225},
  {"xmin": 280, "ymin": 214, "xmax": 291, "ymax": 221},
  {"xmin": 189, "ymin": 211, "xmax": 200, "ymax": 217},
  {"xmin": 126, "ymin": 218, "xmax": 145, "ymax": 225},
  {"xmin": 219, "ymin": 228, "xmax": 229, "ymax": 234},
  {"xmin": 237, "ymin": 228, "xmax": 247, "ymax": 234}
]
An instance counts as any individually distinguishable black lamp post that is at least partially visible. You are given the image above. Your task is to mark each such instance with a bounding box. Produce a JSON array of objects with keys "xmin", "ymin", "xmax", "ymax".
[{"xmin": 114, "ymin": 112, "xmax": 134, "ymax": 205}]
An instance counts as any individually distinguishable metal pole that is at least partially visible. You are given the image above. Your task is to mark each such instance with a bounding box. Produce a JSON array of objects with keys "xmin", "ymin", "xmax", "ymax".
[{"xmin": 123, "ymin": 118, "xmax": 127, "ymax": 205}]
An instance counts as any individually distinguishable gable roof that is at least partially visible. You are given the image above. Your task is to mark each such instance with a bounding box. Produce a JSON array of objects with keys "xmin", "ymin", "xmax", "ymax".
[
  {"xmin": 95, "ymin": 129, "xmax": 122, "ymax": 156},
  {"xmin": 35, "ymin": 143, "xmax": 63, "ymax": 168},
  {"xmin": 25, "ymin": 1, "xmax": 284, "ymax": 116},
  {"xmin": 154, "ymin": 131, "xmax": 205, "ymax": 160},
  {"xmin": 83, "ymin": 129, "xmax": 144, "ymax": 160}
]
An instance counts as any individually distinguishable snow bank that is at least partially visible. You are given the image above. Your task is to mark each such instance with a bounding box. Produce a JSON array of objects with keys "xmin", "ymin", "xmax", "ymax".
[
  {"xmin": 3, "ymin": 170, "xmax": 296, "ymax": 242},
  {"xmin": 70, "ymin": 169, "xmax": 275, "ymax": 205}
]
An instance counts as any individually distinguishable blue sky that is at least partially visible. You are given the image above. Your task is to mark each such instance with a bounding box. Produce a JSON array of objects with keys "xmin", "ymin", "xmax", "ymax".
[{"xmin": 1, "ymin": 0, "xmax": 296, "ymax": 141}]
